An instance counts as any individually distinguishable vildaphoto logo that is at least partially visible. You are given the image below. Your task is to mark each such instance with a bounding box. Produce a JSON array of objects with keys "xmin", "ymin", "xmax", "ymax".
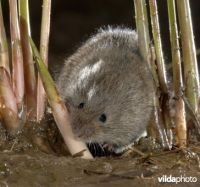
[{"xmin": 158, "ymin": 175, "xmax": 197, "ymax": 184}]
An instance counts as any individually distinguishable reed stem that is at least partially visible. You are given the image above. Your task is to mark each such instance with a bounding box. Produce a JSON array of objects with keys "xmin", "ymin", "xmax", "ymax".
[
  {"xmin": 167, "ymin": 0, "xmax": 187, "ymax": 147},
  {"xmin": 9, "ymin": 0, "xmax": 25, "ymax": 110},
  {"xmin": 149, "ymin": 0, "xmax": 168, "ymax": 93},
  {"xmin": 134, "ymin": 0, "xmax": 159, "ymax": 87},
  {"xmin": 176, "ymin": 0, "xmax": 200, "ymax": 115},
  {"xmin": 19, "ymin": 0, "xmax": 37, "ymax": 120},
  {"xmin": 0, "ymin": 1, "xmax": 10, "ymax": 75},
  {"xmin": 37, "ymin": 0, "xmax": 51, "ymax": 122}
]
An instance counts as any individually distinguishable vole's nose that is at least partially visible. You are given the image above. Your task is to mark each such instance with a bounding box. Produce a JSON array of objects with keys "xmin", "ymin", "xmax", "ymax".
[{"xmin": 71, "ymin": 117, "xmax": 95, "ymax": 139}]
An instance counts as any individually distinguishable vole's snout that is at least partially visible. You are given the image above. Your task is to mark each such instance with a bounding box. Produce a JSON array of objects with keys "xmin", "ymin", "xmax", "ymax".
[{"xmin": 71, "ymin": 117, "xmax": 95, "ymax": 140}]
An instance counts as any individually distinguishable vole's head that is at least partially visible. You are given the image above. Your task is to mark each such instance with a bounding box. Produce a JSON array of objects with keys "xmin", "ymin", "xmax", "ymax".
[{"xmin": 59, "ymin": 57, "xmax": 153, "ymax": 151}]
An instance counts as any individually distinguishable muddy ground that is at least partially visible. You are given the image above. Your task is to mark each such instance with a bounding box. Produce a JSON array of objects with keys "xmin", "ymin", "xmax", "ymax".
[{"xmin": 0, "ymin": 123, "xmax": 200, "ymax": 187}]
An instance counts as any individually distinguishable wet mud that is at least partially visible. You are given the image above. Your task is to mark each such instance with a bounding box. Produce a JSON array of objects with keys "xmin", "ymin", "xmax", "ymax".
[{"xmin": 0, "ymin": 123, "xmax": 200, "ymax": 187}]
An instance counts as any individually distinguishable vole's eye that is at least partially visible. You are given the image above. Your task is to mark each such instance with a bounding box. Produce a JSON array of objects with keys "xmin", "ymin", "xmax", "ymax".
[
  {"xmin": 78, "ymin": 102, "xmax": 85, "ymax": 109},
  {"xmin": 99, "ymin": 113, "xmax": 107, "ymax": 123}
]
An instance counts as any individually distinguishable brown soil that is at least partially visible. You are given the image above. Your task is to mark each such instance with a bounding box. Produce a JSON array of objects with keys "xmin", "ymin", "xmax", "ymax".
[{"xmin": 0, "ymin": 122, "xmax": 200, "ymax": 187}]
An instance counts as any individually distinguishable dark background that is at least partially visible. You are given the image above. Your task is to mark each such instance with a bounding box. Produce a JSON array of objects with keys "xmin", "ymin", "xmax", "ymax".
[{"xmin": 2, "ymin": 0, "xmax": 200, "ymax": 68}]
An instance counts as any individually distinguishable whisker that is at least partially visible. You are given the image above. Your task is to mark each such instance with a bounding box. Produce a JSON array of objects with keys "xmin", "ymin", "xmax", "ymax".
[
  {"xmin": 98, "ymin": 143, "xmax": 106, "ymax": 156},
  {"xmin": 92, "ymin": 142, "xmax": 97, "ymax": 156}
]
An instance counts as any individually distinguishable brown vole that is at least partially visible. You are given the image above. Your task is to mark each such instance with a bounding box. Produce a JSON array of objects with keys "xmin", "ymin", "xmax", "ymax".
[{"xmin": 57, "ymin": 27, "xmax": 155, "ymax": 154}]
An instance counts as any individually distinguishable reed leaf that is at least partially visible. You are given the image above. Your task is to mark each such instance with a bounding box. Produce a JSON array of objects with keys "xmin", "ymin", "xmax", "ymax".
[{"xmin": 30, "ymin": 38, "xmax": 93, "ymax": 159}]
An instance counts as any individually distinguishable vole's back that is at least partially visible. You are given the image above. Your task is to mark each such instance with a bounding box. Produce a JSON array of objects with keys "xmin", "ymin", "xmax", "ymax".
[{"xmin": 57, "ymin": 28, "xmax": 155, "ymax": 153}]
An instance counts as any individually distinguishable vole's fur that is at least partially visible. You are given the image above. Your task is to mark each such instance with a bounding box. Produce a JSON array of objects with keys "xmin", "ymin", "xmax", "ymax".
[{"xmin": 57, "ymin": 27, "xmax": 155, "ymax": 153}]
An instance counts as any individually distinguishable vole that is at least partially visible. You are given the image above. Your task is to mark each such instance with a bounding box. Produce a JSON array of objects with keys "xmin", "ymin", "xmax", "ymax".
[{"xmin": 57, "ymin": 27, "xmax": 155, "ymax": 154}]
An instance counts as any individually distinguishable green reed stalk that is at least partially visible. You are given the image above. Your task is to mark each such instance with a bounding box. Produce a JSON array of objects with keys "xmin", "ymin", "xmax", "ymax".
[
  {"xmin": 133, "ymin": 0, "xmax": 150, "ymax": 62},
  {"xmin": 167, "ymin": 0, "xmax": 187, "ymax": 147},
  {"xmin": 0, "ymin": 1, "xmax": 20, "ymax": 133},
  {"xmin": 9, "ymin": 0, "xmax": 24, "ymax": 110},
  {"xmin": 0, "ymin": 2, "xmax": 10, "ymax": 75},
  {"xmin": 19, "ymin": 0, "xmax": 37, "ymax": 120},
  {"xmin": 134, "ymin": 0, "xmax": 172, "ymax": 149},
  {"xmin": 0, "ymin": 68, "xmax": 20, "ymax": 133},
  {"xmin": 134, "ymin": 0, "xmax": 159, "ymax": 87},
  {"xmin": 149, "ymin": 0, "xmax": 173, "ymax": 149},
  {"xmin": 37, "ymin": 0, "xmax": 51, "ymax": 122},
  {"xmin": 176, "ymin": 0, "xmax": 200, "ymax": 115},
  {"xmin": 149, "ymin": 0, "xmax": 168, "ymax": 93}
]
